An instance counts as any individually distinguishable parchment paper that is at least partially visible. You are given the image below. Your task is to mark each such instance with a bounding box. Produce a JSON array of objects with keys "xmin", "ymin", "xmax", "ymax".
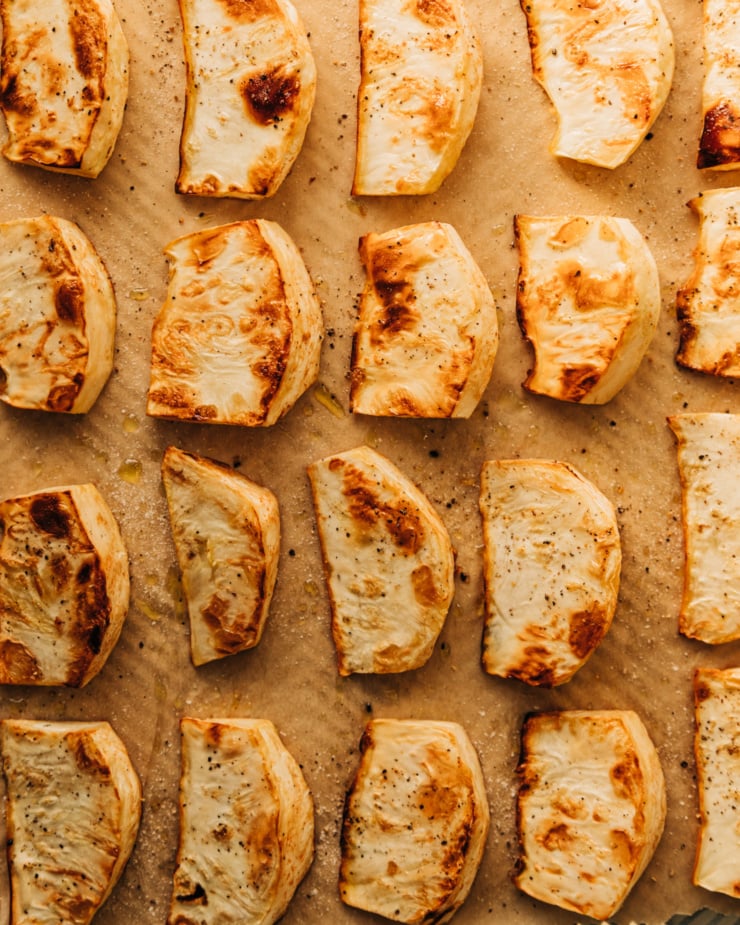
[{"xmin": 1, "ymin": 0, "xmax": 740, "ymax": 922}]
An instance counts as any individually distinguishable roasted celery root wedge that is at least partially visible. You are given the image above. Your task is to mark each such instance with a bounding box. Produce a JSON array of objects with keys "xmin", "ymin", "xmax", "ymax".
[
  {"xmin": 480, "ymin": 459, "xmax": 621, "ymax": 687},
  {"xmin": 1, "ymin": 719, "xmax": 142, "ymax": 925},
  {"xmin": 693, "ymin": 667, "xmax": 740, "ymax": 897},
  {"xmin": 147, "ymin": 219, "xmax": 322, "ymax": 426},
  {"xmin": 340, "ymin": 718, "xmax": 489, "ymax": 923},
  {"xmin": 307, "ymin": 445, "xmax": 455, "ymax": 676},
  {"xmin": 515, "ymin": 710, "xmax": 666, "ymax": 920},
  {"xmin": 515, "ymin": 214, "xmax": 661, "ymax": 404},
  {"xmin": 520, "ymin": 0, "xmax": 674, "ymax": 168},
  {"xmin": 0, "ymin": 215, "xmax": 117, "ymax": 413},
  {"xmin": 699, "ymin": 0, "xmax": 740, "ymax": 169},
  {"xmin": 162, "ymin": 446, "xmax": 280, "ymax": 666},
  {"xmin": 676, "ymin": 188, "xmax": 740, "ymax": 376},
  {"xmin": 0, "ymin": 483, "xmax": 129, "ymax": 687},
  {"xmin": 352, "ymin": 0, "xmax": 482, "ymax": 195},
  {"xmin": 350, "ymin": 221, "xmax": 498, "ymax": 418},
  {"xmin": 0, "ymin": 0, "xmax": 129, "ymax": 177},
  {"xmin": 168, "ymin": 717, "xmax": 314, "ymax": 925},
  {"xmin": 177, "ymin": 0, "xmax": 316, "ymax": 198},
  {"xmin": 668, "ymin": 412, "xmax": 740, "ymax": 644}
]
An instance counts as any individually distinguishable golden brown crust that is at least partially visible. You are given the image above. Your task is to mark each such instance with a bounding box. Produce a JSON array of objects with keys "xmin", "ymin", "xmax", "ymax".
[
  {"xmin": 214, "ymin": 0, "xmax": 281, "ymax": 19},
  {"xmin": 698, "ymin": 102, "xmax": 740, "ymax": 170},
  {"xmin": 334, "ymin": 457, "xmax": 426, "ymax": 555}
]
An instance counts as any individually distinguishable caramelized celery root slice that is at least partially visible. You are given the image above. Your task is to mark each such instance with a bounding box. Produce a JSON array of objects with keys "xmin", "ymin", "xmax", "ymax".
[
  {"xmin": 0, "ymin": 215, "xmax": 117, "ymax": 414},
  {"xmin": 340, "ymin": 718, "xmax": 489, "ymax": 922},
  {"xmin": 161, "ymin": 446, "xmax": 280, "ymax": 666},
  {"xmin": 176, "ymin": 0, "xmax": 316, "ymax": 198},
  {"xmin": 515, "ymin": 213, "xmax": 661, "ymax": 404},
  {"xmin": 0, "ymin": 0, "xmax": 129, "ymax": 177},
  {"xmin": 480, "ymin": 458, "xmax": 621, "ymax": 687},
  {"xmin": 520, "ymin": 0, "xmax": 674, "ymax": 168},
  {"xmin": 350, "ymin": 221, "xmax": 498, "ymax": 418},
  {"xmin": 693, "ymin": 667, "xmax": 740, "ymax": 897},
  {"xmin": 0, "ymin": 483, "xmax": 130, "ymax": 688},
  {"xmin": 147, "ymin": 219, "xmax": 322, "ymax": 426},
  {"xmin": 669, "ymin": 412, "xmax": 740, "ymax": 644},
  {"xmin": 168, "ymin": 717, "xmax": 314, "ymax": 925},
  {"xmin": 515, "ymin": 709, "xmax": 666, "ymax": 919},
  {"xmin": 676, "ymin": 188, "xmax": 740, "ymax": 375},
  {"xmin": 699, "ymin": 0, "xmax": 740, "ymax": 169},
  {"xmin": 308, "ymin": 445, "xmax": 455, "ymax": 676},
  {"xmin": 352, "ymin": 0, "xmax": 482, "ymax": 195},
  {"xmin": 1, "ymin": 719, "xmax": 142, "ymax": 925}
]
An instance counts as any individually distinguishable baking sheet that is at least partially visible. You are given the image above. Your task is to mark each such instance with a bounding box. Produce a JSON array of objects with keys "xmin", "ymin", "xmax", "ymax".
[{"xmin": 2, "ymin": 0, "xmax": 740, "ymax": 922}]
